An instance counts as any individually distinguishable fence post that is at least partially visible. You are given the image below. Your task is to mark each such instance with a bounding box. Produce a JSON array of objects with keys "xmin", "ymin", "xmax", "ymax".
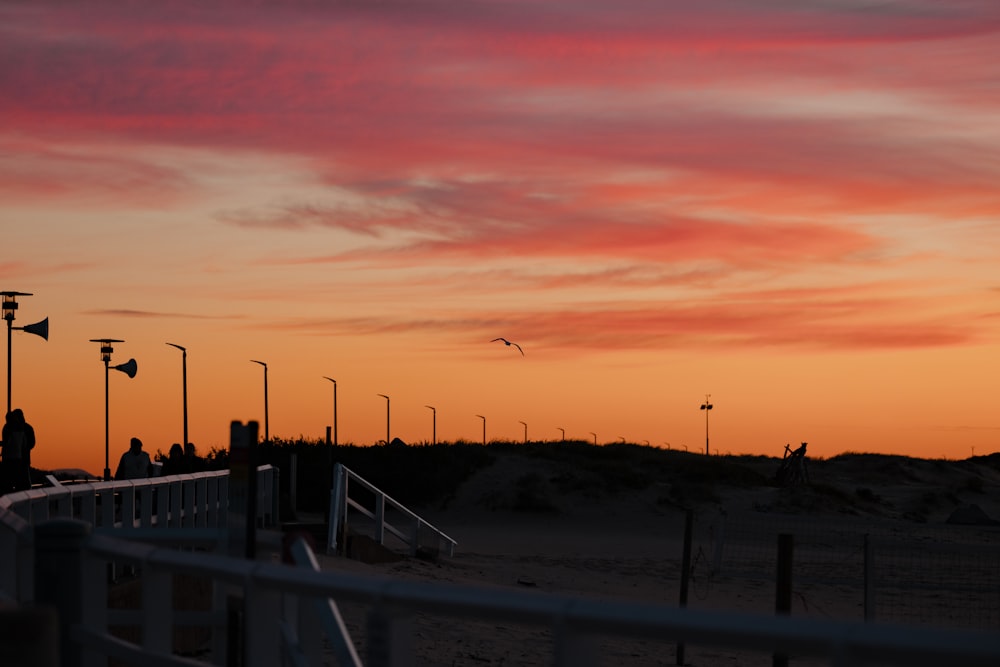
[
  {"xmin": 676, "ymin": 508, "xmax": 693, "ymax": 665},
  {"xmin": 367, "ymin": 605, "xmax": 413, "ymax": 667},
  {"xmin": 863, "ymin": 533, "xmax": 874, "ymax": 622},
  {"xmin": 34, "ymin": 519, "xmax": 104, "ymax": 667},
  {"xmin": 774, "ymin": 533, "xmax": 794, "ymax": 667}
]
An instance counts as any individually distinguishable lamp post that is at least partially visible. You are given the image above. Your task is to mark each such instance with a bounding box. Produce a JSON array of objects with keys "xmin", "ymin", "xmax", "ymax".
[
  {"xmin": 323, "ymin": 377, "xmax": 338, "ymax": 446},
  {"xmin": 519, "ymin": 421, "xmax": 527, "ymax": 444},
  {"xmin": 700, "ymin": 394, "xmax": 713, "ymax": 456},
  {"xmin": 476, "ymin": 414, "xmax": 486, "ymax": 446},
  {"xmin": 589, "ymin": 431, "xmax": 597, "ymax": 445},
  {"xmin": 166, "ymin": 343, "xmax": 188, "ymax": 449},
  {"xmin": 557, "ymin": 427, "xmax": 565, "ymax": 442},
  {"xmin": 425, "ymin": 405, "xmax": 436, "ymax": 445},
  {"xmin": 90, "ymin": 339, "xmax": 137, "ymax": 481},
  {"xmin": 3, "ymin": 291, "xmax": 48, "ymax": 415},
  {"xmin": 251, "ymin": 360, "xmax": 269, "ymax": 443},
  {"xmin": 377, "ymin": 394, "xmax": 390, "ymax": 444}
]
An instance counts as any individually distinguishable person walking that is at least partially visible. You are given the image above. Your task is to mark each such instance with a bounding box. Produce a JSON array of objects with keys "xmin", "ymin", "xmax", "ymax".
[
  {"xmin": 1, "ymin": 408, "xmax": 36, "ymax": 492},
  {"xmin": 115, "ymin": 437, "xmax": 152, "ymax": 480}
]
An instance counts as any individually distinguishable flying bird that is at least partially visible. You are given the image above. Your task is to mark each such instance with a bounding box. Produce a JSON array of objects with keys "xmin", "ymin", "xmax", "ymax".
[{"xmin": 491, "ymin": 337, "xmax": 524, "ymax": 355}]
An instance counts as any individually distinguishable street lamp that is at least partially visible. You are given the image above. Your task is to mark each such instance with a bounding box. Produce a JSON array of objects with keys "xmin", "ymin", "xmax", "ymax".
[
  {"xmin": 589, "ymin": 431, "xmax": 597, "ymax": 445},
  {"xmin": 166, "ymin": 343, "xmax": 188, "ymax": 449},
  {"xmin": 700, "ymin": 394, "xmax": 713, "ymax": 456},
  {"xmin": 323, "ymin": 377, "xmax": 338, "ymax": 446},
  {"xmin": 251, "ymin": 360, "xmax": 269, "ymax": 443},
  {"xmin": 519, "ymin": 421, "xmax": 527, "ymax": 443},
  {"xmin": 425, "ymin": 405, "xmax": 436, "ymax": 445},
  {"xmin": 3, "ymin": 291, "xmax": 48, "ymax": 415},
  {"xmin": 377, "ymin": 394, "xmax": 390, "ymax": 444},
  {"xmin": 476, "ymin": 414, "xmax": 486, "ymax": 446},
  {"xmin": 557, "ymin": 427, "xmax": 565, "ymax": 441},
  {"xmin": 89, "ymin": 338, "xmax": 137, "ymax": 481}
]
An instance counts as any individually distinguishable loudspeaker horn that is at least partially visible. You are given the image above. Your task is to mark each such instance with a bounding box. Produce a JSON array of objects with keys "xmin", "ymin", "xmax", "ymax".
[
  {"xmin": 21, "ymin": 317, "xmax": 48, "ymax": 340},
  {"xmin": 112, "ymin": 358, "xmax": 137, "ymax": 379}
]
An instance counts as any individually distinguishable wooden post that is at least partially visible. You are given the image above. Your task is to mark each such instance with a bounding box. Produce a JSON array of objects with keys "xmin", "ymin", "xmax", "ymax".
[
  {"xmin": 774, "ymin": 533, "xmax": 793, "ymax": 667},
  {"xmin": 676, "ymin": 509, "xmax": 693, "ymax": 665},
  {"xmin": 863, "ymin": 533, "xmax": 874, "ymax": 622}
]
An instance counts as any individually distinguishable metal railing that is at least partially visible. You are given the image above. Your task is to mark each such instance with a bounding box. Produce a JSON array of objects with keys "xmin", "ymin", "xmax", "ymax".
[{"xmin": 328, "ymin": 462, "xmax": 456, "ymax": 557}]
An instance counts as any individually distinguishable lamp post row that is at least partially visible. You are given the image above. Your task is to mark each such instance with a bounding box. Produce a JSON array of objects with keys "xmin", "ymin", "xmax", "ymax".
[{"xmin": 4, "ymin": 291, "xmax": 720, "ymax": 459}]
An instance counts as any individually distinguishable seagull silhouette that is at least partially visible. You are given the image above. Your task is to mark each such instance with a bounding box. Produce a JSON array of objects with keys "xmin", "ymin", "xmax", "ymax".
[{"xmin": 491, "ymin": 337, "xmax": 524, "ymax": 355}]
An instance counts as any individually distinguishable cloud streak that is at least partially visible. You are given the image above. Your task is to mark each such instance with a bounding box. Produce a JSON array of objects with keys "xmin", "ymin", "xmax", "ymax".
[{"xmin": 3, "ymin": 0, "xmax": 999, "ymax": 354}]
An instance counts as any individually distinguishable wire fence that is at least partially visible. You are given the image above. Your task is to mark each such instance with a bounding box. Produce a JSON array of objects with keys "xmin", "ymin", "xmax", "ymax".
[{"xmin": 686, "ymin": 508, "xmax": 1000, "ymax": 632}]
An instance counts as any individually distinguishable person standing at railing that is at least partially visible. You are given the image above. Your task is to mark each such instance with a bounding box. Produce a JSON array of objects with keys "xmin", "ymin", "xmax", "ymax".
[
  {"xmin": 1, "ymin": 408, "xmax": 36, "ymax": 492},
  {"xmin": 161, "ymin": 443, "xmax": 185, "ymax": 476},
  {"xmin": 183, "ymin": 442, "xmax": 205, "ymax": 473},
  {"xmin": 115, "ymin": 437, "xmax": 152, "ymax": 480}
]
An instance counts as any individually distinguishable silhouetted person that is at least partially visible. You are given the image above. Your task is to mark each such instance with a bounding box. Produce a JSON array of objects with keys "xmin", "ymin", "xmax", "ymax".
[
  {"xmin": 183, "ymin": 442, "xmax": 204, "ymax": 473},
  {"xmin": 161, "ymin": 443, "xmax": 185, "ymax": 476},
  {"xmin": 1, "ymin": 408, "xmax": 35, "ymax": 492},
  {"xmin": 115, "ymin": 437, "xmax": 152, "ymax": 480}
]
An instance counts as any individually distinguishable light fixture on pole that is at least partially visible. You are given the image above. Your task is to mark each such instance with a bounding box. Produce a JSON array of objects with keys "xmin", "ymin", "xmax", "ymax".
[
  {"xmin": 519, "ymin": 421, "xmax": 527, "ymax": 444},
  {"xmin": 425, "ymin": 405, "xmax": 436, "ymax": 445},
  {"xmin": 700, "ymin": 394, "xmax": 713, "ymax": 456},
  {"xmin": 589, "ymin": 431, "xmax": 597, "ymax": 445},
  {"xmin": 90, "ymin": 338, "xmax": 137, "ymax": 481},
  {"xmin": 557, "ymin": 427, "xmax": 565, "ymax": 442},
  {"xmin": 166, "ymin": 343, "xmax": 188, "ymax": 449},
  {"xmin": 377, "ymin": 394, "xmax": 390, "ymax": 444},
  {"xmin": 323, "ymin": 377, "xmax": 338, "ymax": 446},
  {"xmin": 3, "ymin": 291, "xmax": 48, "ymax": 415},
  {"xmin": 251, "ymin": 360, "xmax": 269, "ymax": 443},
  {"xmin": 476, "ymin": 414, "xmax": 486, "ymax": 446}
]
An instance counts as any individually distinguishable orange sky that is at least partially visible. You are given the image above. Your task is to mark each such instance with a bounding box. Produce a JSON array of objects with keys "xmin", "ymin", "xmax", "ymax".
[{"xmin": 2, "ymin": 1, "xmax": 1000, "ymax": 474}]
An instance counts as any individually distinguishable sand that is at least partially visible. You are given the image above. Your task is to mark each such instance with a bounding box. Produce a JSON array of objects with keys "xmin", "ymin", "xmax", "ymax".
[{"xmin": 310, "ymin": 450, "xmax": 1000, "ymax": 666}]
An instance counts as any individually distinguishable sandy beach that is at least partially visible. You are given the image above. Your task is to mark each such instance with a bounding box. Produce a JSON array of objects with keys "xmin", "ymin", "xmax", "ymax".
[{"xmin": 308, "ymin": 448, "xmax": 1000, "ymax": 666}]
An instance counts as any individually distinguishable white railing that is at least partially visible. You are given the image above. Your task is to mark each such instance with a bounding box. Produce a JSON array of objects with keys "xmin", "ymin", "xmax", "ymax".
[
  {"xmin": 0, "ymin": 466, "xmax": 279, "ymax": 605},
  {"xmin": 328, "ymin": 462, "xmax": 456, "ymax": 557},
  {"xmin": 29, "ymin": 525, "xmax": 1000, "ymax": 667}
]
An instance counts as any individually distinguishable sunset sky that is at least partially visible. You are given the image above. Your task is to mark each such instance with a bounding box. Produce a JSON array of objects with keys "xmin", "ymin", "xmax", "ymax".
[{"xmin": 3, "ymin": 0, "xmax": 1000, "ymax": 474}]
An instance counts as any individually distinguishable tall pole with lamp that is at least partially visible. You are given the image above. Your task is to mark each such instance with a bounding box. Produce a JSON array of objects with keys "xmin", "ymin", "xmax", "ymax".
[
  {"xmin": 377, "ymin": 394, "xmax": 390, "ymax": 444},
  {"xmin": 700, "ymin": 394, "xmax": 713, "ymax": 456},
  {"xmin": 425, "ymin": 405, "xmax": 436, "ymax": 445},
  {"xmin": 166, "ymin": 343, "xmax": 188, "ymax": 448},
  {"xmin": 90, "ymin": 339, "xmax": 137, "ymax": 480},
  {"xmin": 251, "ymin": 360, "xmax": 269, "ymax": 443},
  {"xmin": 3, "ymin": 291, "xmax": 48, "ymax": 415},
  {"xmin": 476, "ymin": 414, "xmax": 486, "ymax": 446},
  {"xmin": 323, "ymin": 377, "xmax": 338, "ymax": 446}
]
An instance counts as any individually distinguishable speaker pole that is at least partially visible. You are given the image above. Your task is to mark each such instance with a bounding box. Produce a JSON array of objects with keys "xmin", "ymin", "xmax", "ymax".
[
  {"xmin": 90, "ymin": 338, "xmax": 134, "ymax": 481},
  {"xmin": 2, "ymin": 291, "xmax": 46, "ymax": 415}
]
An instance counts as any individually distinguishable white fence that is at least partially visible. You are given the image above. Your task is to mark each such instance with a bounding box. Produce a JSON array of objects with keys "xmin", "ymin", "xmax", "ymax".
[
  {"xmin": 0, "ymin": 466, "xmax": 279, "ymax": 605},
  {"xmin": 328, "ymin": 463, "xmax": 456, "ymax": 558}
]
